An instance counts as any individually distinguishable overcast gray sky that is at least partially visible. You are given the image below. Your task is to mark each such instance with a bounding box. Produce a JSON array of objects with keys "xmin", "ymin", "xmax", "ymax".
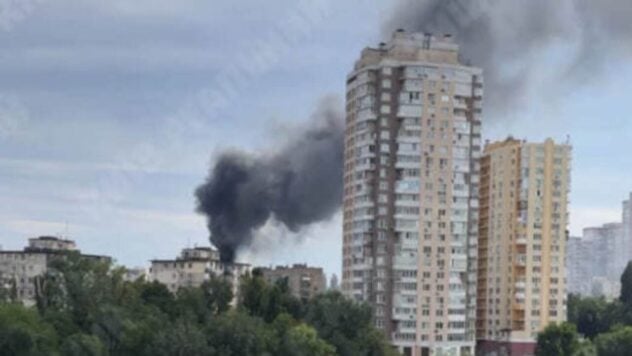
[{"xmin": 0, "ymin": 0, "xmax": 631, "ymax": 277}]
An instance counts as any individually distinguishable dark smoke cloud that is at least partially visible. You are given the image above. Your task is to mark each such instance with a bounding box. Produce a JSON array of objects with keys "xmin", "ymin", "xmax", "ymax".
[
  {"xmin": 195, "ymin": 96, "xmax": 343, "ymax": 262},
  {"xmin": 383, "ymin": 0, "xmax": 632, "ymax": 118}
]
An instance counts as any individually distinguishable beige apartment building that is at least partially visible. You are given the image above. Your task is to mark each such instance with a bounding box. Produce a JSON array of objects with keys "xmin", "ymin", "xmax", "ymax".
[
  {"xmin": 0, "ymin": 236, "xmax": 111, "ymax": 306},
  {"xmin": 342, "ymin": 30, "xmax": 483, "ymax": 356},
  {"xmin": 150, "ymin": 246, "xmax": 250, "ymax": 299},
  {"xmin": 259, "ymin": 264, "xmax": 327, "ymax": 300},
  {"xmin": 477, "ymin": 138, "xmax": 571, "ymax": 356}
]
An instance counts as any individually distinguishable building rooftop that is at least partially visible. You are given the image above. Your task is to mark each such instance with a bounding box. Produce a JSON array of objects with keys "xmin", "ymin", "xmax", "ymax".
[
  {"xmin": 260, "ymin": 264, "xmax": 324, "ymax": 272},
  {"xmin": 353, "ymin": 30, "xmax": 466, "ymax": 72},
  {"xmin": 33, "ymin": 235, "xmax": 73, "ymax": 243}
]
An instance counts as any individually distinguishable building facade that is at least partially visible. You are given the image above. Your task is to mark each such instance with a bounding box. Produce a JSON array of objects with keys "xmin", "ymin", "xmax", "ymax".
[
  {"xmin": 566, "ymin": 236, "xmax": 591, "ymax": 296},
  {"xmin": 477, "ymin": 138, "xmax": 571, "ymax": 356},
  {"xmin": 123, "ymin": 267, "xmax": 149, "ymax": 283},
  {"xmin": 259, "ymin": 264, "xmax": 326, "ymax": 300},
  {"xmin": 342, "ymin": 30, "xmax": 483, "ymax": 356},
  {"xmin": 584, "ymin": 223, "xmax": 624, "ymax": 288},
  {"xmin": 567, "ymin": 212, "xmax": 630, "ymax": 299},
  {"xmin": 623, "ymin": 193, "xmax": 632, "ymax": 270},
  {"xmin": 150, "ymin": 246, "xmax": 250, "ymax": 299},
  {"xmin": 0, "ymin": 236, "xmax": 110, "ymax": 306}
]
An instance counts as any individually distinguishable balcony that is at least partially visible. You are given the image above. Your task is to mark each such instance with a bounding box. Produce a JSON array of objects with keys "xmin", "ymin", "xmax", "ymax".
[
  {"xmin": 453, "ymin": 100, "xmax": 467, "ymax": 110},
  {"xmin": 397, "ymin": 105, "xmax": 423, "ymax": 118}
]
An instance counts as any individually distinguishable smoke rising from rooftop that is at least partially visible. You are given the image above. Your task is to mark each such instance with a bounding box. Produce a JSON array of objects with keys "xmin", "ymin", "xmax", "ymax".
[
  {"xmin": 195, "ymin": 96, "xmax": 343, "ymax": 263},
  {"xmin": 383, "ymin": 0, "xmax": 632, "ymax": 118}
]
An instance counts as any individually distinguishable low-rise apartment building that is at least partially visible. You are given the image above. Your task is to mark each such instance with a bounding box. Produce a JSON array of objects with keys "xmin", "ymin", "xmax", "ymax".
[
  {"xmin": 149, "ymin": 246, "xmax": 250, "ymax": 299},
  {"xmin": 0, "ymin": 236, "xmax": 111, "ymax": 306},
  {"xmin": 259, "ymin": 264, "xmax": 327, "ymax": 300}
]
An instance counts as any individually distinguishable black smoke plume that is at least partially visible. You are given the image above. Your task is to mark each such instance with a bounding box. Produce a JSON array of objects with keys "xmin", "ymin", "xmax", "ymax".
[
  {"xmin": 195, "ymin": 97, "xmax": 343, "ymax": 262},
  {"xmin": 384, "ymin": 0, "xmax": 632, "ymax": 118}
]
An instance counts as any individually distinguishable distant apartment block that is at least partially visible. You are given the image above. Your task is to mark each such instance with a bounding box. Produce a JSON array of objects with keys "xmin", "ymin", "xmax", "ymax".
[
  {"xmin": 0, "ymin": 236, "xmax": 111, "ymax": 306},
  {"xmin": 566, "ymin": 236, "xmax": 590, "ymax": 296},
  {"xmin": 329, "ymin": 273, "xmax": 340, "ymax": 291},
  {"xmin": 587, "ymin": 223, "xmax": 623, "ymax": 284},
  {"xmin": 342, "ymin": 30, "xmax": 483, "ymax": 356},
  {"xmin": 259, "ymin": 264, "xmax": 326, "ymax": 300},
  {"xmin": 623, "ymin": 193, "xmax": 632, "ymax": 269},
  {"xmin": 566, "ymin": 192, "xmax": 632, "ymax": 299},
  {"xmin": 123, "ymin": 267, "xmax": 149, "ymax": 282},
  {"xmin": 150, "ymin": 246, "xmax": 250, "ymax": 299},
  {"xmin": 477, "ymin": 138, "xmax": 571, "ymax": 356}
]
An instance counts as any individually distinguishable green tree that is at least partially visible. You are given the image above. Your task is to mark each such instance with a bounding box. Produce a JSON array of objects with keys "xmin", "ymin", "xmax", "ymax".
[
  {"xmin": 138, "ymin": 281, "xmax": 175, "ymax": 317},
  {"xmin": 239, "ymin": 271, "xmax": 302, "ymax": 322},
  {"xmin": 146, "ymin": 318, "xmax": 213, "ymax": 356},
  {"xmin": 203, "ymin": 276, "xmax": 234, "ymax": 315},
  {"xmin": 60, "ymin": 333, "xmax": 106, "ymax": 356},
  {"xmin": 535, "ymin": 322, "xmax": 581, "ymax": 356},
  {"xmin": 0, "ymin": 284, "xmax": 7, "ymax": 304},
  {"xmin": 282, "ymin": 324, "xmax": 336, "ymax": 356},
  {"xmin": 88, "ymin": 303, "xmax": 168, "ymax": 356},
  {"xmin": 175, "ymin": 276, "xmax": 233, "ymax": 323},
  {"xmin": 620, "ymin": 261, "xmax": 632, "ymax": 306},
  {"xmin": 305, "ymin": 291, "xmax": 396, "ymax": 356},
  {"xmin": 567, "ymin": 294, "xmax": 613, "ymax": 339},
  {"xmin": 594, "ymin": 326, "xmax": 632, "ymax": 356},
  {"xmin": 206, "ymin": 311, "xmax": 275, "ymax": 355},
  {"xmin": 42, "ymin": 309, "xmax": 80, "ymax": 340},
  {"xmin": 35, "ymin": 252, "xmax": 126, "ymax": 332},
  {"xmin": 574, "ymin": 341, "xmax": 597, "ymax": 356},
  {"xmin": 0, "ymin": 303, "xmax": 59, "ymax": 355},
  {"xmin": 0, "ymin": 279, "xmax": 17, "ymax": 303}
]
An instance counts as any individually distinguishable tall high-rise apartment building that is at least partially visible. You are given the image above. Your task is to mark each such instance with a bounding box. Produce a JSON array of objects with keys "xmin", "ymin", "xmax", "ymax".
[
  {"xmin": 477, "ymin": 138, "xmax": 571, "ymax": 356},
  {"xmin": 342, "ymin": 30, "xmax": 483, "ymax": 356}
]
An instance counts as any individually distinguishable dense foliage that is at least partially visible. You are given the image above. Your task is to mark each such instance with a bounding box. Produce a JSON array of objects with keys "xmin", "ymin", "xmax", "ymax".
[
  {"xmin": 535, "ymin": 323, "xmax": 581, "ymax": 356},
  {"xmin": 536, "ymin": 261, "xmax": 632, "ymax": 356},
  {"xmin": 0, "ymin": 252, "xmax": 397, "ymax": 356}
]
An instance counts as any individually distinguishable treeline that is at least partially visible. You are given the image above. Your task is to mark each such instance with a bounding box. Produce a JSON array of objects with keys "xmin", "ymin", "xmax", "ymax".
[
  {"xmin": 535, "ymin": 262, "xmax": 632, "ymax": 356},
  {"xmin": 0, "ymin": 252, "xmax": 397, "ymax": 356}
]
